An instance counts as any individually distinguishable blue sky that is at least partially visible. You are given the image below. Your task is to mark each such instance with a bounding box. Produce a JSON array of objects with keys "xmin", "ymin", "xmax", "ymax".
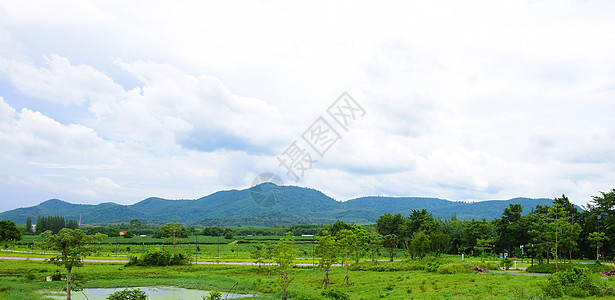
[{"xmin": 1, "ymin": 0, "xmax": 614, "ymax": 212}]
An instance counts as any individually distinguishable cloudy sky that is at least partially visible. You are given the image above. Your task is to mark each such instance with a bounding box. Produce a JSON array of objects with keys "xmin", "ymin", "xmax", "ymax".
[{"xmin": 0, "ymin": 0, "xmax": 614, "ymax": 212}]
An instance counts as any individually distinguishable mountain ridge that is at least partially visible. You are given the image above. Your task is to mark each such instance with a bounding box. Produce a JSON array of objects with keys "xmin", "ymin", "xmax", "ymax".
[{"xmin": 0, "ymin": 184, "xmax": 569, "ymax": 226}]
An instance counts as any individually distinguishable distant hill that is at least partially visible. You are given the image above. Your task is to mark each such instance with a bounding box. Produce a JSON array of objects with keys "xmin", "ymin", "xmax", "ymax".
[{"xmin": 0, "ymin": 184, "xmax": 571, "ymax": 226}]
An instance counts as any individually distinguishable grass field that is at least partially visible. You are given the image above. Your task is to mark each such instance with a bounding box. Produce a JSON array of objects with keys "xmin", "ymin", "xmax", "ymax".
[
  {"xmin": 3, "ymin": 235, "xmax": 615, "ymax": 299},
  {"xmin": 0, "ymin": 258, "xmax": 561, "ymax": 299}
]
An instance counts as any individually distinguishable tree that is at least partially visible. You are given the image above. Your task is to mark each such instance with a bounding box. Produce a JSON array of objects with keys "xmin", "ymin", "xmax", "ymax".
[
  {"xmin": 153, "ymin": 222, "xmax": 185, "ymax": 253},
  {"xmin": 129, "ymin": 219, "xmax": 142, "ymax": 229},
  {"xmin": 25, "ymin": 216, "xmax": 33, "ymax": 235},
  {"xmin": 315, "ymin": 230, "xmax": 337, "ymax": 289},
  {"xmin": 368, "ymin": 231, "xmax": 383, "ymax": 262},
  {"xmin": 410, "ymin": 231, "xmax": 431, "ymax": 259},
  {"xmin": 251, "ymin": 243, "xmax": 265, "ymax": 273},
  {"xmin": 264, "ymin": 241, "xmax": 274, "ymax": 277},
  {"xmin": 274, "ymin": 233, "xmax": 295, "ymax": 300},
  {"xmin": 351, "ymin": 225, "xmax": 370, "ymax": 263},
  {"xmin": 330, "ymin": 220, "xmax": 351, "ymax": 237},
  {"xmin": 376, "ymin": 213, "xmax": 403, "ymax": 237},
  {"xmin": 0, "ymin": 220, "xmax": 22, "ymax": 246},
  {"xmin": 383, "ymin": 234, "xmax": 399, "ymax": 262},
  {"xmin": 430, "ymin": 230, "xmax": 450, "ymax": 257},
  {"xmin": 224, "ymin": 228, "xmax": 234, "ymax": 240},
  {"xmin": 42, "ymin": 228, "xmax": 106, "ymax": 300},
  {"xmin": 588, "ymin": 231, "xmax": 609, "ymax": 261},
  {"xmin": 337, "ymin": 229, "xmax": 356, "ymax": 286},
  {"xmin": 494, "ymin": 204, "xmax": 529, "ymax": 255},
  {"xmin": 474, "ymin": 238, "xmax": 493, "ymax": 263}
]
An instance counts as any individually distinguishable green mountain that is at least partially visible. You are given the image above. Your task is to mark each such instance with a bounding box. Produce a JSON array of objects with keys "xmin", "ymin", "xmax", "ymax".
[{"xmin": 0, "ymin": 184, "xmax": 565, "ymax": 226}]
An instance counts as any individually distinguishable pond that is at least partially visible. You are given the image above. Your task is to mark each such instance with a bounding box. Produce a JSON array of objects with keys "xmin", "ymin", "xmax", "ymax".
[{"xmin": 44, "ymin": 286, "xmax": 259, "ymax": 299}]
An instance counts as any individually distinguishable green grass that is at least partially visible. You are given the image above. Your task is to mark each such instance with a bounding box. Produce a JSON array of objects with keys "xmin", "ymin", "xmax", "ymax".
[{"xmin": 3, "ymin": 257, "xmax": 608, "ymax": 299}]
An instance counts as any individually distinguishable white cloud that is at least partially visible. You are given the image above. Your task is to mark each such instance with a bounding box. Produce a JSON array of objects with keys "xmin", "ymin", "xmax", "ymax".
[
  {"xmin": 0, "ymin": 0, "xmax": 615, "ymax": 212},
  {"xmin": 0, "ymin": 55, "xmax": 125, "ymax": 106}
]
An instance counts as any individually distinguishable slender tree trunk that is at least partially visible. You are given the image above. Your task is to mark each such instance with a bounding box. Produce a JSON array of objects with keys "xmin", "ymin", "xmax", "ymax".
[
  {"xmin": 66, "ymin": 267, "xmax": 72, "ymax": 300},
  {"xmin": 267, "ymin": 262, "xmax": 271, "ymax": 277},
  {"xmin": 323, "ymin": 268, "xmax": 329, "ymax": 289}
]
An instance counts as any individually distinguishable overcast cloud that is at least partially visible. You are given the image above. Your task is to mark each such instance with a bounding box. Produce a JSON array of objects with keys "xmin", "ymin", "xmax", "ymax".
[{"xmin": 0, "ymin": 0, "xmax": 614, "ymax": 212}]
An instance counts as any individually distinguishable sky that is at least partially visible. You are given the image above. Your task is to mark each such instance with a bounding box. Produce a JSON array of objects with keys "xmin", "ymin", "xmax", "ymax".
[{"xmin": 0, "ymin": 0, "xmax": 614, "ymax": 213}]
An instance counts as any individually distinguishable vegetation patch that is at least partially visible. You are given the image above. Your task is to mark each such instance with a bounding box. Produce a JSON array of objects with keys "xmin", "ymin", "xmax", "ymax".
[
  {"xmin": 125, "ymin": 249, "xmax": 188, "ymax": 266},
  {"xmin": 542, "ymin": 266, "xmax": 614, "ymax": 298}
]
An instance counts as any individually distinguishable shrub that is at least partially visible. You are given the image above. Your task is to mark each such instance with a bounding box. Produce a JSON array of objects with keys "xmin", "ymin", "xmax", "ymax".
[
  {"xmin": 125, "ymin": 249, "xmax": 187, "ymax": 266},
  {"xmin": 542, "ymin": 266, "xmax": 613, "ymax": 298},
  {"xmin": 501, "ymin": 257, "xmax": 513, "ymax": 270},
  {"xmin": 202, "ymin": 291, "xmax": 222, "ymax": 300},
  {"xmin": 321, "ymin": 288, "xmax": 350, "ymax": 300},
  {"xmin": 107, "ymin": 288, "xmax": 147, "ymax": 300},
  {"xmin": 436, "ymin": 263, "xmax": 468, "ymax": 274}
]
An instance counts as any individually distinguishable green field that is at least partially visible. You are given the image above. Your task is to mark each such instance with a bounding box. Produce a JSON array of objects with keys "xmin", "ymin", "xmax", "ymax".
[
  {"xmin": 0, "ymin": 257, "xmax": 569, "ymax": 299},
  {"xmin": 3, "ymin": 235, "xmax": 615, "ymax": 299},
  {"xmin": 11, "ymin": 234, "xmax": 390, "ymax": 262}
]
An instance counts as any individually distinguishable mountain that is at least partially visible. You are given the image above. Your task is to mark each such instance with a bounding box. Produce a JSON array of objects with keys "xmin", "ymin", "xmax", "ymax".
[{"xmin": 0, "ymin": 184, "xmax": 568, "ymax": 226}]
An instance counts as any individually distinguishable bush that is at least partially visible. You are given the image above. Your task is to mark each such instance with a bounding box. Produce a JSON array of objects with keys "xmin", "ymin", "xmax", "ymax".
[
  {"xmin": 125, "ymin": 249, "xmax": 187, "ymax": 266},
  {"xmin": 436, "ymin": 263, "xmax": 468, "ymax": 274},
  {"xmin": 424, "ymin": 261, "xmax": 442, "ymax": 273},
  {"xmin": 501, "ymin": 257, "xmax": 513, "ymax": 270},
  {"xmin": 320, "ymin": 288, "xmax": 350, "ymax": 300},
  {"xmin": 542, "ymin": 266, "xmax": 613, "ymax": 298},
  {"xmin": 107, "ymin": 288, "xmax": 147, "ymax": 300},
  {"xmin": 202, "ymin": 291, "xmax": 222, "ymax": 300}
]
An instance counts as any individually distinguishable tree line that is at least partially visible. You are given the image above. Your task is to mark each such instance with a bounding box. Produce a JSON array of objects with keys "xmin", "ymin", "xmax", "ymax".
[{"xmin": 373, "ymin": 190, "xmax": 615, "ymax": 263}]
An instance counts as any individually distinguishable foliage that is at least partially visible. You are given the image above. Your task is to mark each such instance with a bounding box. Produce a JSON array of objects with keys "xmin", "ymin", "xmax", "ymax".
[
  {"xmin": 125, "ymin": 249, "xmax": 187, "ymax": 266},
  {"xmin": 542, "ymin": 266, "xmax": 613, "ymax": 298},
  {"xmin": 315, "ymin": 230, "xmax": 337, "ymax": 289},
  {"xmin": 107, "ymin": 288, "xmax": 148, "ymax": 300},
  {"xmin": 224, "ymin": 228, "xmax": 234, "ymax": 240},
  {"xmin": 42, "ymin": 228, "xmax": 106, "ymax": 300},
  {"xmin": 501, "ymin": 257, "xmax": 513, "ymax": 270},
  {"xmin": 250, "ymin": 243, "xmax": 265, "ymax": 273},
  {"xmin": 320, "ymin": 288, "xmax": 350, "ymax": 300},
  {"xmin": 274, "ymin": 233, "xmax": 295, "ymax": 300},
  {"xmin": 153, "ymin": 222, "xmax": 187, "ymax": 239},
  {"xmin": 435, "ymin": 263, "xmax": 470, "ymax": 274},
  {"xmin": 383, "ymin": 234, "xmax": 398, "ymax": 262},
  {"xmin": 202, "ymin": 290, "xmax": 222, "ymax": 300},
  {"xmin": 0, "ymin": 220, "xmax": 22, "ymax": 245},
  {"xmin": 409, "ymin": 231, "xmax": 431, "ymax": 259},
  {"xmin": 35, "ymin": 215, "xmax": 79, "ymax": 234},
  {"xmin": 376, "ymin": 213, "xmax": 403, "ymax": 237}
]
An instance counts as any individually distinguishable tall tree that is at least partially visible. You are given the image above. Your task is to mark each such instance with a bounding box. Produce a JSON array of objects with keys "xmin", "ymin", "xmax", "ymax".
[
  {"xmin": 376, "ymin": 213, "xmax": 403, "ymax": 237},
  {"xmin": 42, "ymin": 228, "xmax": 106, "ymax": 300},
  {"xmin": 383, "ymin": 234, "xmax": 399, "ymax": 262},
  {"xmin": 351, "ymin": 225, "xmax": 370, "ymax": 263},
  {"xmin": 25, "ymin": 216, "xmax": 33, "ymax": 235},
  {"xmin": 0, "ymin": 220, "xmax": 22, "ymax": 246},
  {"xmin": 410, "ymin": 231, "xmax": 431, "ymax": 259},
  {"xmin": 274, "ymin": 233, "xmax": 295, "ymax": 300},
  {"xmin": 315, "ymin": 230, "xmax": 337, "ymax": 289},
  {"xmin": 337, "ymin": 229, "xmax": 356, "ymax": 286},
  {"xmin": 368, "ymin": 231, "xmax": 383, "ymax": 262},
  {"xmin": 250, "ymin": 243, "xmax": 265, "ymax": 273},
  {"xmin": 264, "ymin": 241, "xmax": 274, "ymax": 277},
  {"xmin": 153, "ymin": 222, "xmax": 185, "ymax": 253}
]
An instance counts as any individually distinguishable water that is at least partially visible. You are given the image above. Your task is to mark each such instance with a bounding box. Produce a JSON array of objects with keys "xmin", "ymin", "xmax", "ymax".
[{"xmin": 45, "ymin": 286, "xmax": 258, "ymax": 300}]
